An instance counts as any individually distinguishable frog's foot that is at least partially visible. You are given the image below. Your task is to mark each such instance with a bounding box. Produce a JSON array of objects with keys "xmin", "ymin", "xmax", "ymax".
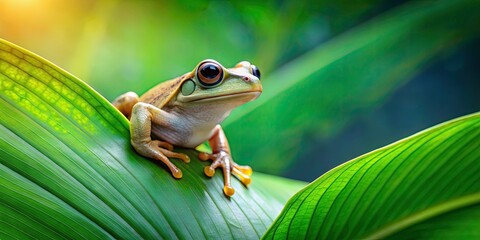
[
  {"xmin": 199, "ymin": 151, "xmax": 252, "ymax": 196},
  {"xmin": 132, "ymin": 140, "xmax": 190, "ymax": 179}
]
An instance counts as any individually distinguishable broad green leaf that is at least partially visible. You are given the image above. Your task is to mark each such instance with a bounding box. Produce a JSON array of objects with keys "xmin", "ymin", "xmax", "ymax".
[
  {"xmin": 0, "ymin": 39, "xmax": 306, "ymax": 239},
  {"xmin": 263, "ymin": 113, "xmax": 480, "ymax": 239},
  {"xmin": 224, "ymin": 0, "xmax": 480, "ymax": 175}
]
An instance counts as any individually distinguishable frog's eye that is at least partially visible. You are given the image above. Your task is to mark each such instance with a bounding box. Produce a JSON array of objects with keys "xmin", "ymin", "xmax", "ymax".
[
  {"xmin": 197, "ymin": 62, "xmax": 223, "ymax": 87},
  {"xmin": 251, "ymin": 65, "xmax": 261, "ymax": 80}
]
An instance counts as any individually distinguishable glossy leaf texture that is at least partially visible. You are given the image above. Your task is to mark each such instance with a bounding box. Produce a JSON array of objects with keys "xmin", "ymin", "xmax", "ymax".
[
  {"xmin": 224, "ymin": 0, "xmax": 480, "ymax": 175},
  {"xmin": 263, "ymin": 113, "xmax": 480, "ymax": 239},
  {"xmin": 0, "ymin": 39, "xmax": 306, "ymax": 239}
]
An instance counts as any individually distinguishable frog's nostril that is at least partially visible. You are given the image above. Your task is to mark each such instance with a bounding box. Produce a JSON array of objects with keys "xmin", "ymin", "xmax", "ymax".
[{"xmin": 242, "ymin": 76, "xmax": 250, "ymax": 82}]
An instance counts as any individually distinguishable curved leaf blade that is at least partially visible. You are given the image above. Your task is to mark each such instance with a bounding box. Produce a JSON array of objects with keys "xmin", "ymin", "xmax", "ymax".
[
  {"xmin": 0, "ymin": 39, "xmax": 306, "ymax": 239},
  {"xmin": 263, "ymin": 113, "xmax": 480, "ymax": 239}
]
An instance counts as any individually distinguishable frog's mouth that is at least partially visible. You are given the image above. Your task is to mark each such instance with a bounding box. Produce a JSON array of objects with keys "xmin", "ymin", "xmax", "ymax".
[{"xmin": 189, "ymin": 90, "xmax": 261, "ymax": 103}]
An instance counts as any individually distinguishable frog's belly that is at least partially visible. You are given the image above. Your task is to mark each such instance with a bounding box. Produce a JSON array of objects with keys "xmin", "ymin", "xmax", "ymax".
[{"xmin": 151, "ymin": 123, "xmax": 213, "ymax": 149}]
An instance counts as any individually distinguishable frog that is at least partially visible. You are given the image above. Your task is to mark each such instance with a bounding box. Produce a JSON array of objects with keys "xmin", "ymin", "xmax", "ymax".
[{"xmin": 112, "ymin": 59, "xmax": 262, "ymax": 196}]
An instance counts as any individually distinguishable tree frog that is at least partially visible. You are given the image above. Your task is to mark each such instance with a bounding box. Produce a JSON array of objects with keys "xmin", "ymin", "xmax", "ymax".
[{"xmin": 112, "ymin": 59, "xmax": 262, "ymax": 196}]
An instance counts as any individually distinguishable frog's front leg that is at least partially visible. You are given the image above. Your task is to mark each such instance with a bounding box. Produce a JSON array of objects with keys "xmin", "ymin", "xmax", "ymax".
[
  {"xmin": 130, "ymin": 103, "xmax": 190, "ymax": 178},
  {"xmin": 198, "ymin": 125, "xmax": 252, "ymax": 196}
]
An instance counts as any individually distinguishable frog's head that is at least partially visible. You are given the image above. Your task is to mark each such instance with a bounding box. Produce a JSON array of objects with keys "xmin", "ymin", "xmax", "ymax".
[{"xmin": 176, "ymin": 59, "xmax": 262, "ymax": 105}]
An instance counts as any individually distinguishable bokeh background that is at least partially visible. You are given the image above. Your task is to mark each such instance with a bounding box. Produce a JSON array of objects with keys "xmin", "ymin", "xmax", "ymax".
[{"xmin": 1, "ymin": 0, "xmax": 478, "ymax": 182}]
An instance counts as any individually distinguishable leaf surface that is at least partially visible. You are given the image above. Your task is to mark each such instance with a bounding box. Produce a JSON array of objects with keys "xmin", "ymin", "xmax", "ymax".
[{"xmin": 263, "ymin": 113, "xmax": 480, "ymax": 239}]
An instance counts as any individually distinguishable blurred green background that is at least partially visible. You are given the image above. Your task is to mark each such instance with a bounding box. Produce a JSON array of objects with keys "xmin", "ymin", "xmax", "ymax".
[{"xmin": 1, "ymin": 0, "xmax": 478, "ymax": 182}]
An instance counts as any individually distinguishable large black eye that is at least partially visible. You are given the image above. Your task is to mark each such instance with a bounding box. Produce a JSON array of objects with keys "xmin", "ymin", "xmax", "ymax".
[
  {"xmin": 197, "ymin": 62, "xmax": 223, "ymax": 87},
  {"xmin": 251, "ymin": 65, "xmax": 261, "ymax": 79}
]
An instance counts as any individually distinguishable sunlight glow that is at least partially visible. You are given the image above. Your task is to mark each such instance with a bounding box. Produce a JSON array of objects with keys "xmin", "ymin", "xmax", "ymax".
[{"xmin": 2, "ymin": 0, "xmax": 43, "ymax": 9}]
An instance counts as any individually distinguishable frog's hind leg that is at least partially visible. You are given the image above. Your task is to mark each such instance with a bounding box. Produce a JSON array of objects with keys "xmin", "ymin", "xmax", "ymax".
[{"xmin": 112, "ymin": 91, "xmax": 139, "ymax": 119}]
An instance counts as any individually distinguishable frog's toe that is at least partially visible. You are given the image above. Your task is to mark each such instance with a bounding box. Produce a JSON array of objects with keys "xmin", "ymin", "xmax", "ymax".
[
  {"xmin": 171, "ymin": 167, "xmax": 183, "ymax": 179},
  {"xmin": 155, "ymin": 140, "xmax": 174, "ymax": 151},
  {"xmin": 158, "ymin": 147, "xmax": 190, "ymax": 163},
  {"xmin": 198, "ymin": 152, "xmax": 213, "ymax": 161},
  {"xmin": 204, "ymin": 166, "xmax": 215, "ymax": 177},
  {"xmin": 203, "ymin": 155, "xmax": 224, "ymax": 177},
  {"xmin": 224, "ymin": 186, "xmax": 235, "ymax": 197},
  {"xmin": 233, "ymin": 163, "xmax": 252, "ymax": 176},
  {"xmin": 232, "ymin": 167, "xmax": 252, "ymax": 186},
  {"xmin": 201, "ymin": 153, "xmax": 224, "ymax": 176},
  {"xmin": 154, "ymin": 151, "xmax": 183, "ymax": 179}
]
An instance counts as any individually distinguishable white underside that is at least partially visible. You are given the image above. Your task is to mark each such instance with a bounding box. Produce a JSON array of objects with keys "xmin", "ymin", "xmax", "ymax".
[{"xmin": 150, "ymin": 92, "xmax": 258, "ymax": 148}]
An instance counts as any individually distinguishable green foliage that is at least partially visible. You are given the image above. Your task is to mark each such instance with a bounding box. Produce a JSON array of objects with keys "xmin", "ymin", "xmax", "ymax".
[
  {"xmin": 224, "ymin": 0, "xmax": 480, "ymax": 174},
  {"xmin": 0, "ymin": 39, "xmax": 305, "ymax": 239},
  {"xmin": 1, "ymin": 0, "xmax": 479, "ymax": 239},
  {"xmin": 264, "ymin": 113, "xmax": 480, "ymax": 239}
]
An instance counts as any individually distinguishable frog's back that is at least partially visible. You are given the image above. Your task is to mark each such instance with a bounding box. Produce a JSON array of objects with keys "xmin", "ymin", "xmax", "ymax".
[{"xmin": 139, "ymin": 73, "xmax": 192, "ymax": 108}]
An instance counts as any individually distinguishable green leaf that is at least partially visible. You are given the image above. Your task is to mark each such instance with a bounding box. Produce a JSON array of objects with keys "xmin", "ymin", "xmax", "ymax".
[
  {"xmin": 0, "ymin": 39, "xmax": 306, "ymax": 239},
  {"xmin": 224, "ymin": 0, "xmax": 480, "ymax": 175},
  {"xmin": 263, "ymin": 113, "xmax": 480, "ymax": 239}
]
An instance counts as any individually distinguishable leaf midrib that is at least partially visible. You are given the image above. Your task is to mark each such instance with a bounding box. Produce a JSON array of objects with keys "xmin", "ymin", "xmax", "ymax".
[{"xmin": 363, "ymin": 193, "xmax": 480, "ymax": 239}]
